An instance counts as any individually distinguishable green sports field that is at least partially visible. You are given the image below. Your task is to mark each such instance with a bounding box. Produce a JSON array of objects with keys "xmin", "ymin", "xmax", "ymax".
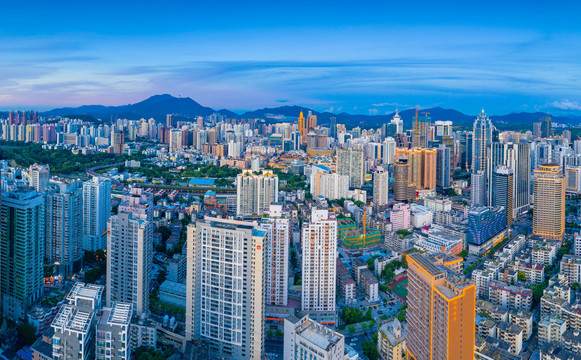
[{"xmin": 392, "ymin": 279, "xmax": 408, "ymax": 298}]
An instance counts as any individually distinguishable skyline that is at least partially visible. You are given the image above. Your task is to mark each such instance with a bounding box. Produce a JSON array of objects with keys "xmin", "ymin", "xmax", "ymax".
[{"xmin": 2, "ymin": 1, "xmax": 581, "ymax": 115}]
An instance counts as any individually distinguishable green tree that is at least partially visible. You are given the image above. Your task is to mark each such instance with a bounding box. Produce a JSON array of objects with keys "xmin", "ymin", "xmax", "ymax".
[
  {"xmin": 361, "ymin": 322, "xmax": 368, "ymax": 332},
  {"xmin": 348, "ymin": 324, "xmax": 356, "ymax": 333},
  {"xmin": 517, "ymin": 271, "xmax": 526, "ymax": 282},
  {"xmin": 17, "ymin": 323, "xmax": 37, "ymax": 345},
  {"xmin": 459, "ymin": 250, "xmax": 469, "ymax": 258},
  {"xmin": 531, "ymin": 281, "xmax": 549, "ymax": 304},
  {"xmin": 361, "ymin": 339, "xmax": 379, "ymax": 360}
]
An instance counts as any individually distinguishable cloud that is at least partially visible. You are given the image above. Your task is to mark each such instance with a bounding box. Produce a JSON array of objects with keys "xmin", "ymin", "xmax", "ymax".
[
  {"xmin": 276, "ymin": 99, "xmax": 289, "ymax": 103},
  {"xmin": 372, "ymin": 102, "xmax": 407, "ymax": 107},
  {"xmin": 551, "ymin": 99, "xmax": 581, "ymax": 111},
  {"xmin": 368, "ymin": 108, "xmax": 378, "ymax": 115}
]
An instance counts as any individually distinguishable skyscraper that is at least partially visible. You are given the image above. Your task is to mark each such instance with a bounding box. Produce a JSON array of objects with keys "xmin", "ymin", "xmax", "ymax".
[
  {"xmin": 472, "ymin": 109, "xmax": 494, "ymax": 173},
  {"xmin": 471, "ymin": 170, "xmax": 486, "ymax": 206},
  {"xmin": 337, "ymin": 148, "xmax": 364, "ymax": 188},
  {"xmin": 236, "ymin": 170, "xmax": 279, "ymax": 216},
  {"xmin": 112, "ymin": 131, "xmax": 125, "ymax": 155},
  {"xmin": 107, "ymin": 188, "xmax": 153, "ymax": 315},
  {"xmin": 374, "ymin": 167, "xmax": 390, "ymax": 206},
  {"xmin": 391, "ymin": 110, "xmax": 403, "ymax": 134},
  {"xmin": 29, "ymin": 163, "xmax": 50, "ymax": 192},
  {"xmin": 82, "ymin": 177, "xmax": 112, "ymax": 251},
  {"xmin": 186, "ymin": 218, "xmax": 266, "ymax": 360},
  {"xmin": 395, "ymin": 147, "xmax": 437, "ymax": 190},
  {"xmin": 394, "ymin": 157, "xmax": 415, "ymax": 202},
  {"xmin": 492, "ymin": 166, "xmax": 514, "ymax": 227},
  {"xmin": 436, "ymin": 145, "xmax": 451, "ymax": 190},
  {"xmin": 45, "ymin": 181, "xmax": 84, "ymax": 277},
  {"xmin": 542, "ymin": 115, "xmax": 551, "ymax": 138},
  {"xmin": 413, "ymin": 111, "xmax": 430, "ymax": 148},
  {"xmin": 486, "ymin": 142, "xmax": 531, "ymax": 215},
  {"xmin": 533, "ymin": 164, "xmax": 565, "ymax": 240},
  {"xmin": 302, "ymin": 208, "xmax": 337, "ymax": 316},
  {"xmin": 298, "ymin": 111, "xmax": 306, "ymax": 142},
  {"xmin": 0, "ymin": 188, "xmax": 45, "ymax": 320},
  {"xmin": 329, "ymin": 116, "xmax": 337, "ymax": 139},
  {"xmin": 383, "ymin": 137, "xmax": 396, "ymax": 165},
  {"xmin": 169, "ymin": 129, "xmax": 182, "ymax": 152},
  {"xmin": 406, "ymin": 253, "xmax": 475, "ymax": 360},
  {"xmin": 306, "ymin": 111, "xmax": 317, "ymax": 131},
  {"xmin": 260, "ymin": 204, "xmax": 290, "ymax": 306}
]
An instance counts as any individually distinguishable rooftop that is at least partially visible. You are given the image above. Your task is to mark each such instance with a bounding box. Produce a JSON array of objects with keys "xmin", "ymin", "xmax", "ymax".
[
  {"xmin": 296, "ymin": 318, "xmax": 343, "ymax": 352},
  {"xmin": 52, "ymin": 304, "xmax": 93, "ymax": 334}
]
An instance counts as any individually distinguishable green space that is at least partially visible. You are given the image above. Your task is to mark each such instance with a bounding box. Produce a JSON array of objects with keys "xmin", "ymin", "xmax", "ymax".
[{"xmin": 392, "ymin": 279, "xmax": 408, "ymax": 298}]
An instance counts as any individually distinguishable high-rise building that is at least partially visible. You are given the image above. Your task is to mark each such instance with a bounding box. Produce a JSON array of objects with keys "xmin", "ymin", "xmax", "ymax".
[
  {"xmin": 533, "ymin": 164, "xmax": 565, "ymax": 240},
  {"xmin": 459, "ymin": 131, "xmax": 473, "ymax": 171},
  {"xmin": 0, "ymin": 188, "xmax": 45, "ymax": 320},
  {"xmin": 383, "ymin": 137, "xmax": 397, "ymax": 165},
  {"xmin": 29, "ymin": 163, "xmax": 49, "ymax": 192},
  {"xmin": 533, "ymin": 122, "xmax": 542, "ymax": 139},
  {"xmin": 492, "ymin": 166, "xmax": 514, "ymax": 227},
  {"xmin": 260, "ymin": 204, "xmax": 290, "ymax": 306},
  {"xmin": 112, "ymin": 131, "xmax": 125, "ymax": 155},
  {"xmin": 283, "ymin": 315, "xmax": 345, "ymax": 360},
  {"xmin": 236, "ymin": 170, "xmax": 279, "ymax": 216},
  {"xmin": 302, "ymin": 209, "xmax": 337, "ymax": 314},
  {"xmin": 51, "ymin": 283, "xmax": 104, "ymax": 360},
  {"xmin": 329, "ymin": 117, "xmax": 337, "ymax": 139},
  {"xmin": 391, "ymin": 110, "xmax": 404, "ymax": 134},
  {"xmin": 487, "ymin": 142, "xmax": 531, "ymax": 215},
  {"xmin": 471, "ymin": 170, "xmax": 486, "ymax": 206},
  {"xmin": 413, "ymin": 111, "xmax": 430, "ymax": 148},
  {"xmin": 406, "ymin": 253, "xmax": 475, "ymax": 360},
  {"xmin": 395, "ymin": 147, "xmax": 437, "ymax": 190},
  {"xmin": 337, "ymin": 148, "xmax": 364, "ymax": 188},
  {"xmin": 565, "ymin": 166, "xmax": 581, "ymax": 194},
  {"xmin": 374, "ymin": 167, "xmax": 390, "ymax": 206},
  {"xmin": 466, "ymin": 206, "xmax": 507, "ymax": 247},
  {"xmin": 45, "ymin": 181, "xmax": 84, "ymax": 277},
  {"xmin": 169, "ymin": 129, "xmax": 182, "ymax": 152},
  {"xmin": 107, "ymin": 188, "xmax": 153, "ymax": 315},
  {"xmin": 95, "ymin": 302, "xmax": 133, "ymax": 360},
  {"xmin": 82, "ymin": 177, "xmax": 112, "ymax": 251},
  {"xmin": 436, "ymin": 145, "xmax": 451, "ymax": 190},
  {"xmin": 394, "ymin": 157, "xmax": 415, "ymax": 202},
  {"xmin": 298, "ymin": 111, "xmax": 306, "ymax": 141},
  {"xmin": 472, "ymin": 109, "xmax": 494, "ymax": 174},
  {"xmin": 186, "ymin": 218, "xmax": 266, "ymax": 360},
  {"xmin": 312, "ymin": 172, "xmax": 349, "ymax": 200},
  {"xmin": 306, "ymin": 112, "xmax": 317, "ymax": 132},
  {"xmin": 542, "ymin": 115, "xmax": 551, "ymax": 138}
]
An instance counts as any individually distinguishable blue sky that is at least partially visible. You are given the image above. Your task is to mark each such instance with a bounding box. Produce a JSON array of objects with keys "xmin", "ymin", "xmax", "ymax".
[{"xmin": 1, "ymin": 1, "xmax": 581, "ymax": 115}]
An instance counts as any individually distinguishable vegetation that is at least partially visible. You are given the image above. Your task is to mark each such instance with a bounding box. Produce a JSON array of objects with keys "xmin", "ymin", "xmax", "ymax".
[
  {"xmin": 362, "ymin": 334, "xmax": 379, "ymax": 360},
  {"xmin": 380, "ymin": 260, "xmax": 405, "ymax": 283},
  {"xmin": 531, "ymin": 281, "xmax": 549, "ymax": 305},
  {"xmin": 396, "ymin": 229, "xmax": 412, "ymax": 237},
  {"xmin": 0, "ymin": 141, "xmax": 143, "ymax": 174},
  {"xmin": 134, "ymin": 346, "xmax": 175, "ymax": 360},
  {"xmin": 464, "ymin": 259, "xmax": 484, "ymax": 275},
  {"xmin": 290, "ymin": 248, "xmax": 298, "ymax": 269},
  {"xmin": 396, "ymin": 304, "xmax": 408, "ymax": 323},
  {"xmin": 459, "ymin": 250, "xmax": 469, "ymax": 258},
  {"xmin": 182, "ymin": 164, "xmax": 241, "ymax": 179},
  {"xmin": 17, "ymin": 323, "xmax": 38, "ymax": 345},
  {"xmin": 487, "ymin": 237, "xmax": 509, "ymax": 258},
  {"xmin": 517, "ymin": 271, "xmax": 527, "ymax": 282},
  {"xmin": 340, "ymin": 307, "xmax": 372, "ymax": 325}
]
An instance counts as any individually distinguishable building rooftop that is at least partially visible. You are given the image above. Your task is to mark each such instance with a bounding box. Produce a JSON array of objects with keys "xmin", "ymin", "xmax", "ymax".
[
  {"xmin": 52, "ymin": 304, "xmax": 93, "ymax": 334},
  {"xmin": 296, "ymin": 318, "xmax": 343, "ymax": 352},
  {"xmin": 99, "ymin": 302, "xmax": 133, "ymax": 326}
]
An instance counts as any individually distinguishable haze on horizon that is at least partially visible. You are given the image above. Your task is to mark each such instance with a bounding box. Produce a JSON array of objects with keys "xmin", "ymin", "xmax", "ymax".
[{"xmin": 1, "ymin": 0, "xmax": 581, "ymax": 116}]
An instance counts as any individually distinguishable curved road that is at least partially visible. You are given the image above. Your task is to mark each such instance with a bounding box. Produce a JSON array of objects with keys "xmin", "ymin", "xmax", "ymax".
[{"xmin": 86, "ymin": 162, "xmax": 123, "ymax": 186}]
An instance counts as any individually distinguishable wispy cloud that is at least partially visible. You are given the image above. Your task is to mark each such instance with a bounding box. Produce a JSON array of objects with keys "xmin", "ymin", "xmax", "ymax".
[{"xmin": 551, "ymin": 99, "xmax": 581, "ymax": 111}]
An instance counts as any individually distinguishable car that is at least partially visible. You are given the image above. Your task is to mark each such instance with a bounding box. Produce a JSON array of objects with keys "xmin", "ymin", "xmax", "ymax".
[
  {"xmin": 378, "ymin": 311, "xmax": 383, "ymax": 314},
  {"xmin": 352, "ymin": 338, "xmax": 358, "ymax": 341}
]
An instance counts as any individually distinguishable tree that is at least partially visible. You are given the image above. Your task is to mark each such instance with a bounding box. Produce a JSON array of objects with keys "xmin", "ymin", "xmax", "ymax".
[
  {"xmin": 290, "ymin": 248, "xmax": 298, "ymax": 269},
  {"xmin": 361, "ymin": 339, "xmax": 379, "ymax": 360},
  {"xmin": 459, "ymin": 250, "xmax": 469, "ymax": 258},
  {"xmin": 361, "ymin": 322, "xmax": 368, "ymax": 332},
  {"xmin": 572, "ymin": 282, "xmax": 581, "ymax": 290},
  {"xmin": 17, "ymin": 323, "xmax": 37, "ymax": 345},
  {"xmin": 531, "ymin": 281, "xmax": 549, "ymax": 304},
  {"xmin": 517, "ymin": 271, "xmax": 526, "ymax": 282},
  {"xmin": 348, "ymin": 324, "xmax": 356, "ymax": 333},
  {"xmin": 275, "ymin": 329, "xmax": 283, "ymax": 337}
]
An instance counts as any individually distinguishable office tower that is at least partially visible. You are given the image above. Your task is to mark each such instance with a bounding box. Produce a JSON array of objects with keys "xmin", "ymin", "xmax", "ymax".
[
  {"xmin": 166, "ymin": 114, "xmax": 173, "ymax": 128},
  {"xmin": 487, "ymin": 142, "xmax": 531, "ymax": 215},
  {"xmin": 169, "ymin": 129, "xmax": 182, "ymax": 152},
  {"xmin": 383, "ymin": 137, "xmax": 396, "ymax": 165},
  {"xmin": 471, "ymin": 170, "xmax": 486, "ymax": 206},
  {"xmin": 533, "ymin": 164, "xmax": 565, "ymax": 240},
  {"xmin": 51, "ymin": 283, "xmax": 104, "ymax": 360},
  {"xmin": 394, "ymin": 157, "xmax": 415, "ymax": 202},
  {"xmin": 542, "ymin": 115, "xmax": 551, "ymax": 138},
  {"xmin": 466, "ymin": 206, "xmax": 507, "ymax": 249},
  {"xmin": 186, "ymin": 218, "xmax": 266, "ymax": 360},
  {"xmin": 459, "ymin": 132, "xmax": 473, "ymax": 170},
  {"xmin": 236, "ymin": 170, "xmax": 279, "ymax": 216},
  {"xmin": 83, "ymin": 177, "xmax": 112, "ymax": 251},
  {"xmin": 298, "ymin": 111, "xmax": 306, "ymax": 142},
  {"xmin": 391, "ymin": 110, "xmax": 404, "ymax": 134},
  {"xmin": 472, "ymin": 109, "xmax": 494, "ymax": 173},
  {"xmin": 260, "ymin": 204, "xmax": 290, "ymax": 306},
  {"xmin": 111, "ymin": 130, "xmax": 125, "ymax": 155},
  {"xmin": 0, "ymin": 188, "xmax": 45, "ymax": 320},
  {"xmin": 29, "ymin": 163, "xmax": 50, "ymax": 192},
  {"xmin": 302, "ymin": 208, "xmax": 337, "ymax": 313},
  {"xmin": 413, "ymin": 111, "xmax": 430, "ymax": 148},
  {"xmin": 436, "ymin": 145, "xmax": 451, "ymax": 190},
  {"xmin": 107, "ymin": 188, "xmax": 153, "ymax": 315},
  {"xmin": 492, "ymin": 166, "xmax": 514, "ymax": 227},
  {"xmin": 395, "ymin": 147, "xmax": 437, "ymax": 190},
  {"xmin": 374, "ymin": 167, "xmax": 390, "ymax": 206},
  {"xmin": 306, "ymin": 111, "xmax": 317, "ymax": 131},
  {"xmin": 313, "ymin": 172, "xmax": 349, "ymax": 200},
  {"xmin": 283, "ymin": 315, "xmax": 345, "ymax": 360},
  {"xmin": 45, "ymin": 181, "xmax": 84, "ymax": 277},
  {"xmin": 406, "ymin": 253, "xmax": 475, "ymax": 360},
  {"xmin": 329, "ymin": 116, "xmax": 337, "ymax": 139},
  {"xmin": 95, "ymin": 302, "xmax": 133, "ymax": 360},
  {"xmin": 337, "ymin": 148, "xmax": 364, "ymax": 188}
]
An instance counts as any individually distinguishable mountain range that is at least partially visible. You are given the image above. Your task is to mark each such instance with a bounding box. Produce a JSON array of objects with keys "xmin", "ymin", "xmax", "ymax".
[{"xmin": 5, "ymin": 94, "xmax": 577, "ymax": 130}]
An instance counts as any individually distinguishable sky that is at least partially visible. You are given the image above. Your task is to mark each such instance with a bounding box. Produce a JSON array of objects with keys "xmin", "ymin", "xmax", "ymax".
[{"xmin": 1, "ymin": 1, "xmax": 581, "ymax": 116}]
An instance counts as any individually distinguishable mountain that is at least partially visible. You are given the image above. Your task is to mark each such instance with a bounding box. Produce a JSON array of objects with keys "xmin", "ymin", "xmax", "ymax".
[
  {"xmin": 35, "ymin": 94, "xmax": 580, "ymax": 130},
  {"xmin": 42, "ymin": 94, "xmax": 215, "ymax": 121}
]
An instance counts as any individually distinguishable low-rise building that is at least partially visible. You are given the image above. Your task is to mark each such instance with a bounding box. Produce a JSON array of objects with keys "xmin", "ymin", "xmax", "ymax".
[
  {"xmin": 496, "ymin": 321, "xmax": 523, "ymax": 355},
  {"xmin": 475, "ymin": 316, "xmax": 497, "ymax": 338},
  {"xmin": 378, "ymin": 318, "xmax": 407, "ymax": 360},
  {"xmin": 508, "ymin": 262, "xmax": 546, "ymax": 284},
  {"xmin": 560, "ymin": 255, "xmax": 581, "ymax": 286},
  {"xmin": 509, "ymin": 309, "xmax": 533, "ymax": 341},
  {"xmin": 337, "ymin": 258, "xmax": 356, "ymax": 305},
  {"xmin": 360, "ymin": 268, "xmax": 379, "ymax": 303},
  {"xmin": 562, "ymin": 329, "xmax": 581, "ymax": 355},
  {"xmin": 539, "ymin": 316, "xmax": 567, "ymax": 345},
  {"xmin": 488, "ymin": 280, "xmax": 533, "ymax": 311},
  {"xmin": 95, "ymin": 303, "xmax": 133, "ymax": 360},
  {"xmin": 159, "ymin": 280, "xmax": 187, "ymax": 308},
  {"xmin": 284, "ymin": 314, "xmax": 345, "ymax": 360}
]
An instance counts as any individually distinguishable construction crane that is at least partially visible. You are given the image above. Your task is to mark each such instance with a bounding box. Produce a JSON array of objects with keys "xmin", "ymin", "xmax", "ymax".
[{"xmin": 362, "ymin": 205, "xmax": 371, "ymax": 247}]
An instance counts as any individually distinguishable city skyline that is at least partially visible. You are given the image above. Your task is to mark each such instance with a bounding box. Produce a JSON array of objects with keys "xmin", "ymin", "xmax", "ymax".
[{"xmin": 1, "ymin": 1, "xmax": 581, "ymax": 115}]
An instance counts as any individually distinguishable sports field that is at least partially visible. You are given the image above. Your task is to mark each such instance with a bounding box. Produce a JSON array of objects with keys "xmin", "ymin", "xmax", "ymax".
[{"xmin": 392, "ymin": 279, "xmax": 408, "ymax": 298}]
